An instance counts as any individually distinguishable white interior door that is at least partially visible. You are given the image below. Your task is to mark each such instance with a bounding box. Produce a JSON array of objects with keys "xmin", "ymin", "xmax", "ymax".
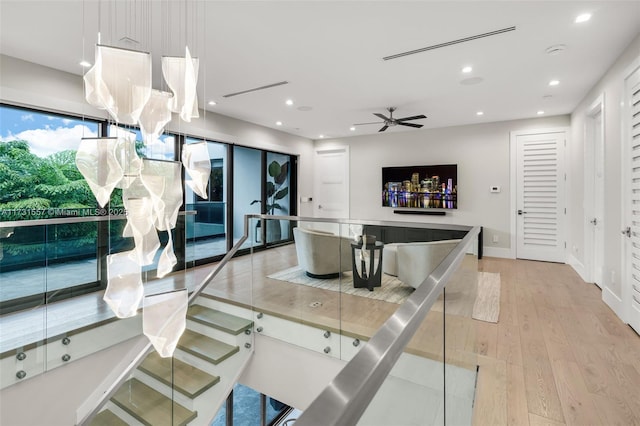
[
  {"xmin": 515, "ymin": 131, "xmax": 566, "ymax": 262},
  {"xmin": 313, "ymin": 147, "xmax": 349, "ymax": 219},
  {"xmin": 623, "ymin": 63, "xmax": 640, "ymax": 334},
  {"xmin": 585, "ymin": 102, "xmax": 605, "ymax": 287}
]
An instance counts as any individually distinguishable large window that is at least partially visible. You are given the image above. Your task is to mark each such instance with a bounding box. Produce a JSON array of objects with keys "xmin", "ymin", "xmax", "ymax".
[
  {"xmin": 0, "ymin": 104, "xmax": 101, "ymax": 312},
  {"xmin": 0, "ymin": 103, "xmax": 298, "ymax": 313}
]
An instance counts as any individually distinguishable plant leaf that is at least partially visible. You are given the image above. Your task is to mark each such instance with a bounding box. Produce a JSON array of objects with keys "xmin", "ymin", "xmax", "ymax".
[
  {"xmin": 275, "ymin": 161, "xmax": 289, "ymax": 185},
  {"xmin": 268, "ymin": 161, "xmax": 281, "ymax": 178},
  {"xmin": 271, "ymin": 203, "xmax": 283, "ymax": 211},
  {"xmin": 266, "ymin": 181, "xmax": 275, "ymax": 197},
  {"xmin": 274, "ymin": 187, "xmax": 289, "ymax": 200}
]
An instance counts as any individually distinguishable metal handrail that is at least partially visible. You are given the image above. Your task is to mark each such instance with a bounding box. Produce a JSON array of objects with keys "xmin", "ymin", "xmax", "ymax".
[{"xmin": 295, "ymin": 225, "xmax": 481, "ymax": 426}]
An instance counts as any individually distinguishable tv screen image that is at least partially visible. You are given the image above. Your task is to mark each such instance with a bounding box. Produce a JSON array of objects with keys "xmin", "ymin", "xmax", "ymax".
[{"xmin": 382, "ymin": 164, "xmax": 457, "ymax": 209}]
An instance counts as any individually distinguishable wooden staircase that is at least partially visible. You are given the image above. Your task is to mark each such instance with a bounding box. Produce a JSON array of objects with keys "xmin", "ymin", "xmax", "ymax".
[{"xmin": 89, "ymin": 300, "xmax": 253, "ymax": 426}]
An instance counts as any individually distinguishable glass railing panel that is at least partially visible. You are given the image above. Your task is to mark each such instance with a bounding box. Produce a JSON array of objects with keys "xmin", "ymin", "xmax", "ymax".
[
  {"xmin": 252, "ymin": 218, "xmax": 343, "ymax": 356},
  {"xmin": 353, "ymin": 233, "xmax": 479, "ymax": 426},
  {"xmin": 1, "ymin": 223, "xmax": 47, "ymax": 311},
  {"xmin": 185, "ymin": 202, "xmax": 227, "ymax": 263},
  {"xmin": 45, "ymin": 221, "xmax": 99, "ymax": 301}
]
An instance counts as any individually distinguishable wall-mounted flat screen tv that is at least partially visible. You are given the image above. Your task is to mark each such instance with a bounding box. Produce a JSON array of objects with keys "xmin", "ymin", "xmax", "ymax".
[{"xmin": 382, "ymin": 164, "xmax": 457, "ymax": 209}]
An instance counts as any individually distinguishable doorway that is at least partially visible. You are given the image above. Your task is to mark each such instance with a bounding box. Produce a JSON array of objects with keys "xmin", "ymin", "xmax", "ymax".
[
  {"xmin": 313, "ymin": 147, "xmax": 350, "ymax": 219},
  {"xmin": 511, "ymin": 129, "xmax": 567, "ymax": 262},
  {"xmin": 622, "ymin": 61, "xmax": 640, "ymax": 334},
  {"xmin": 584, "ymin": 96, "xmax": 605, "ymax": 287}
]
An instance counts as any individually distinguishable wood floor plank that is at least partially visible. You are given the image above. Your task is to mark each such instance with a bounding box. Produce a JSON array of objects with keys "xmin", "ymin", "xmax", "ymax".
[
  {"xmin": 528, "ymin": 413, "xmax": 566, "ymax": 426},
  {"xmin": 535, "ymin": 305, "xmax": 575, "ymax": 363},
  {"xmin": 591, "ymin": 393, "xmax": 640, "ymax": 426},
  {"xmin": 497, "ymin": 321, "xmax": 523, "ymax": 366},
  {"xmin": 472, "ymin": 356, "xmax": 507, "ymax": 426},
  {"xmin": 506, "ymin": 361, "xmax": 530, "ymax": 426},
  {"xmin": 550, "ymin": 359, "xmax": 603, "ymax": 426}
]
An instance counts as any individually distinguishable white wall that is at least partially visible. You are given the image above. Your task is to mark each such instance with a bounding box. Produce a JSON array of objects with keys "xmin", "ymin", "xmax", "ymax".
[
  {"xmin": 0, "ymin": 54, "xmax": 316, "ymax": 217},
  {"xmin": 0, "ymin": 336, "xmax": 144, "ymax": 426},
  {"xmin": 569, "ymin": 33, "xmax": 640, "ymax": 310},
  {"xmin": 315, "ymin": 115, "xmax": 570, "ymax": 258}
]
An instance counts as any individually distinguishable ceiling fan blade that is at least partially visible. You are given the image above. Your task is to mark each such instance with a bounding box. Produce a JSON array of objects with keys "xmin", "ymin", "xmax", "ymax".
[
  {"xmin": 398, "ymin": 122, "xmax": 423, "ymax": 128},
  {"xmin": 353, "ymin": 121, "xmax": 384, "ymax": 126},
  {"xmin": 374, "ymin": 113, "xmax": 390, "ymax": 121},
  {"xmin": 397, "ymin": 114, "xmax": 427, "ymax": 121},
  {"xmin": 378, "ymin": 125, "xmax": 389, "ymax": 132}
]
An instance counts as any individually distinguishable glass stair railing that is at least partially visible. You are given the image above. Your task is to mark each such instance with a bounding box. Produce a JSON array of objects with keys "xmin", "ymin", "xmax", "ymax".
[{"xmin": 2, "ymin": 213, "xmax": 481, "ymax": 425}]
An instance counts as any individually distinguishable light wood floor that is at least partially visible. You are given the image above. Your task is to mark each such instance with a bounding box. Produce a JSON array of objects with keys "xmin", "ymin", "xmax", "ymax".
[
  {"xmin": 200, "ymin": 247, "xmax": 640, "ymax": 426},
  {"xmin": 473, "ymin": 257, "xmax": 640, "ymax": 426}
]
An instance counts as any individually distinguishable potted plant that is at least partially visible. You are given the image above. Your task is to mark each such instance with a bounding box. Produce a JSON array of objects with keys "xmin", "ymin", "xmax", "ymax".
[{"xmin": 251, "ymin": 160, "xmax": 289, "ymax": 242}]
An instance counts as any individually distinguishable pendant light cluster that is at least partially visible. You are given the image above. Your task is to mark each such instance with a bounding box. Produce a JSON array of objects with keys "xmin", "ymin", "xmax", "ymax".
[{"xmin": 76, "ymin": 11, "xmax": 210, "ymax": 356}]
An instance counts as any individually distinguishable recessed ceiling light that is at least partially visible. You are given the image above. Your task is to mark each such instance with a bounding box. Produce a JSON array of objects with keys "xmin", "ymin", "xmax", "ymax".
[
  {"xmin": 575, "ymin": 13, "xmax": 591, "ymax": 23},
  {"xmin": 285, "ymin": 99, "xmax": 294, "ymax": 106},
  {"xmin": 319, "ymin": 134, "xmax": 325, "ymax": 139},
  {"xmin": 350, "ymin": 126, "xmax": 356, "ymax": 131},
  {"xmin": 476, "ymin": 111, "xmax": 484, "ymax": 116},
  {"xmin": 208, "ymin": 100, "xmax": 217, "ymax": 106},
  {"xmin": 80, "ymin": 61, "xmax": 91, "ymax": 67},
  {"xmin": 537, "ymin": 110, "xmax": 545, "ymax": 115},
  {"xmin": 462, "ymin": 66, "xmax": 473, "ymax": 73},
  {"xmin": 549, "ymin": 80, "xmax": 560, "ymax": 86},
  {"xmin": 276, "ymin": 121, "xmax": 282, "ymax": 126}
]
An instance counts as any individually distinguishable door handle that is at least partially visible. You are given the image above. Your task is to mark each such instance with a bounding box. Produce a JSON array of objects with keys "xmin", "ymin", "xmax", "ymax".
[
  {"xmin": 622, "ymin": 226, "xmax": 631, "ymax": 237},
  {"xmin": 517, "ymin": 210, "xmax": 527, "ymax": 215},
  {"xmin": 590, "ymin": 218, "xmax": 598, "ymax": 225}
]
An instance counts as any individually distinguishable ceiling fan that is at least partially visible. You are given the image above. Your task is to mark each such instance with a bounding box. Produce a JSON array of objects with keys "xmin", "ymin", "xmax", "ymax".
[{"xmin": 353, "ymin": 107, "xmax": 427, "ymax": 132}]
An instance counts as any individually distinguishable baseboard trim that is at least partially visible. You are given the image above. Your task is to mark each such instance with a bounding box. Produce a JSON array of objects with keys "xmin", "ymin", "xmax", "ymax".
[
  {"xmin": 482, "ymin": 247, "xmax": 513, "ymax": 259},
  {"xmin": 567, "ymin": 255, "xmax": 588, "ymax": 282},
  {"xmin": 602, "ymin": 287, "xmax": 624, "ymax": 319}
]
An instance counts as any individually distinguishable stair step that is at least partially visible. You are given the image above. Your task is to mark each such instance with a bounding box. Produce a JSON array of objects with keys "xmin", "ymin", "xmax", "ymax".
[
  {"xmin": 178, "ymin": 329, "xmax": 239, "ymax": 365},
  {"xmin": 139, "ymin": 351, "xmax": 220, "ymax": 399},
  {"xmin": 89, "ymin": 409, "xmax": 129, "ymax": 426},
  {"xmin": 111, "ymin": 378, "xmax": 197, "ymax": 426},
  {"xmin": 187, "ymin": 304, "xmax": 253, "ymax": 335}
]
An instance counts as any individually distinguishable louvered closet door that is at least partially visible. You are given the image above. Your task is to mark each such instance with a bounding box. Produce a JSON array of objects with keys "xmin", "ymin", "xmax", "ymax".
[
  {"xmin": 516, "ymin": 132, "xmax": 566, "ymax": 262},
  {"xmin": 625, "ymin": 65, "xmax": 640, "ymax": 334}
]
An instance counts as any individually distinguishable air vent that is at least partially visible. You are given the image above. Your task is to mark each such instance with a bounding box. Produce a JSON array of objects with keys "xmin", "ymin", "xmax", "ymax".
[
  {"xmin": 223, "ymin": 81, "xmax": 289, "ymax": 98},
  {"xmin": 383, "ymin": 26, "xmax": 516, "ymax": 61}
]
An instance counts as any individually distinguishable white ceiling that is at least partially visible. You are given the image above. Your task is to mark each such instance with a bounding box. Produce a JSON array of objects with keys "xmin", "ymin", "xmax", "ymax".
[{"xmin": 1, "ymin": 1, "xmax": 639, "ymax": 140}]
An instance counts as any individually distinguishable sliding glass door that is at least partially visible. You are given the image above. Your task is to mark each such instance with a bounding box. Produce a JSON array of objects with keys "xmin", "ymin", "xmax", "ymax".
[{"xmin": 185, "ymin": 138, "xmax": 228, "ymax": 263}]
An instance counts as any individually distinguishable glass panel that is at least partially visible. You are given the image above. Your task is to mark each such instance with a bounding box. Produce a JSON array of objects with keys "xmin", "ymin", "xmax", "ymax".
[
  {"xmin": 265, "ymin": 152, "xmax": 291, "ymax": 244},
  {"xmin": 0, "ymin": 223, "xmax": 47, "ymax": 389},
  {"xmin": 355, "ymin": 235, "xmax": 478, "ymax": 426},
  {"xmin": 444, "ymin": 245, "xmax": 479, "ymax": 425},
  {"xmin": 185, "ymin": 138, "xmax": 227, "ymax": 263},
  {"xmin": 253, "ymin": 218, "xmax": 343, "ymax": 356},
  {"xmin": 233, "ymin": 146, "xmax": 261, "ymax": 249}
]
